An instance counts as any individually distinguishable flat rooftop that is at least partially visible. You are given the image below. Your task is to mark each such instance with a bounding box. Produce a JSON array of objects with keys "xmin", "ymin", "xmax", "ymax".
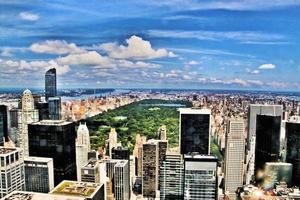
[
  {"xmin": 115, "ymin": 160, "xmax": 128, "ymax": 167},
  {"xmin": 50, "ymin": 181, "xmax": 102, "ymax": 198},
  {"xmin": 2, "ymin": 191, "xmax": 85, "ymax": 200},
  {"xmin": 184, "ymin": 154, "xmax": 217, "ymax": 161},
  {"xmin": 179, "ymin": 108, "xmax": 211, "ymax": 115},
  {"xmin": 24, "ymin": 156, "xmax": 53, "ymax": 163},
  {"xmin": 0, "ymin": 147, "xmax": 17, "ymax": 155},
  {"xmin": 31, "ymin": 120, "xmax": 72, "ymax": 126},
  {"xmin": 83, "ymin": 159, "xmax": 98, "ymax": 168}
]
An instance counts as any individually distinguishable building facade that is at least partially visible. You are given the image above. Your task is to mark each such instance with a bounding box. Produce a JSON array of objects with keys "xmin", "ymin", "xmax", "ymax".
[
  {"xmin": 114, "ymin": 160, "xmax": 129, "ymax": 200},
  {"xmin": 0, "ymin": 147, "xmax": 25, "ymax": 198},
  {"xmin": 180, "ymin": 108, "xmax": 211, "ymax": 155},
  {"xmin": 24, "ymin": 156, "xmax": 54, "ymax": 193},
  {"xmin": 45, "ymin": 68, "xmax": 57, "ymax": 101},
  {"xmin": 0, "ymin": 105, "xmax": 8, "ymax": 145},
  {"xmin": 48, "ymin": 97, "xmax": 61, "ymax": 120},
  {"xmin": 28, "ymin": 120, "xmax": 77, "ymax": 185}
]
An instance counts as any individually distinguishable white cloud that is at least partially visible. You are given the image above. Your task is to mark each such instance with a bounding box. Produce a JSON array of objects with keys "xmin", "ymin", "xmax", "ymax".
[
  {"xmin": 100, "ymin": 35, "xmax": 176, "ymax": 60},
  {"xmin": 0, "ymin": 48, "xmax": 13, "ymax": 57},
  {"xmin": 188, "ymin": 60, "xmax": 200, "ymax": 65},
  {"xmin": 30, "ymin": 40, "xmax": 85, "ymax": 55},
  {"xmin": 19, "ymin": 12, "xmax": 39, "ymax": 21},
  {"xmin": 247, "ymin": 80, "xmax": 263, "ymax": 86},
  {"xmin": 183, "ymin": 75, "xmax": 192, "ymax": 80},
  {"xmin": 116, "ymin": 60, "xmax": 160, "ymax": 68},
  {"xmin": 56, "ymin": 51, "xmax": 115, "ymax": 67},
  {"xmin": 258, "ymin": 63, "xmax": 276, "ymax": 69}
]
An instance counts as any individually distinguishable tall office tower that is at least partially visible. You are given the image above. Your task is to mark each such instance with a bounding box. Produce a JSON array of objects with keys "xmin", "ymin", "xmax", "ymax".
[
  {"xmin": 255, "ymin": 115, "xmax": 281, "ymax": 172},
  {"xmin": 114, "ymin": 160, "xmax": 130, "ymax": 200},
  {"xmin": 246, "ymin": 104, "xmax": 282, "ymax": 184},
  {"xmin": 160, "ymin": 154, "xmax": 184, "ymax": 200},
  {"xmin": 76, "ymin": 122, "xmax": 90, "ymax": 181},
  {"xmin": 224, "ymin": 119, "xmax": 245, "ymax": 199},
  {"xmin": 158, "ymin": 125, "xmax": 167, "ymax": 140},
  {"xmin": 142, "ymin": 141, "xmax": 159, "ymax": 199},
  {"xmin": 184, "ymin": 154, "xmax": 218, "ymax": 200},
  {"xmin": 112, "ymin": 146, "xmax": 130, "ymax": 160},
  {"xmin": 35, "ymin": 102, "xmax": 49, "ymax": 120},
  {"xmin": 133, "ymin": 134, "xmax": 146, "ymax": 177},
  {"xmin": 45, "ymin": 68, "xmax": 57, "ymax": 101},
  {"xmin": 0, "ymin": 147, "xmax": 25, "ymax": 198},
  {"xmin": 24, "ymin": 156, "xmax": 54, "ymax": 193},
  {"xmin": 28, "ymin": 120, "xmax": 77, "ymax": 185},
  {"xmin": 285, "ymin": 117, "xmax": 300, "ymax": 187},
  {"xmin": 48, "ymin": 97, "xmax": 61, "ymax": 120},
  {"xmin": 158, "ymin": 140, "xmax": 168, "ymax": 188},
  {"xmin": 179, "ymin": 108, "xmax": 211, "ymax": 155},
  {"xmin": 107, "ymin": 128, "xmax": 118, "ymax": 157},
  {"xmin": 0, "ymin": 105, "xmax": 8, "ymax": 145},
  {"xmin": 18, "ymin": 89, "xmax": 39, "ymax": 156}
]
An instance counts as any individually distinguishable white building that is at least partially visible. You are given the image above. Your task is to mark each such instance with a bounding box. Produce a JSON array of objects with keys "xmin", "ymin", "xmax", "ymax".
[
  {"xmin": 76, "ymin": 122, "xmax": 90, "ymax": 181},
  {"xmin": 114, "ymin": 160, "xmax": 129, "ymax": 200},
  {"xmin": 18, "ymin": 89, "xmax": 39, "ymax": 156},
  {"xmin": 24, "ymin": 156, "xmax": 54, "ymax": 193},
  {"xmin": 224, "ymin": 119, "xmax": 245, "ymax": 199},
  {"xmin": 0, "ymin": 147, "xmax": 25, "ymax": 198}
]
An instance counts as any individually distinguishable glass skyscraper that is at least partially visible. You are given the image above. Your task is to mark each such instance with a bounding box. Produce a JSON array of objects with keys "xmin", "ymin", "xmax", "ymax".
[
  {"xmin": 0, "ymin": 105, "xmax": 8, "ymax": 145},
  {"xmin": 45, "ymin": 68, "xmax": 57, "ymax": 101},
  {"xmin": 180, "ymin": 108, "xmax": 211, "ymax": 155},
  {"xmin": 28, "ymin": 120, "xmax": 77, "ymax": 185}
]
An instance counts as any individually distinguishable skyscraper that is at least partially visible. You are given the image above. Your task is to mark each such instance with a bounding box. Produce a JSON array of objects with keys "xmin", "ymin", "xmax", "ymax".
[
  {"xmin": 285, "ymin": 117, "xmax": 300, "ymax": 187},
  {"xmin": 48, "ymin": 97, "xmax": 61, "ymax": 120},
  {"xmin": 0, "ymin": 147, "xmax": 25, "ymax": 198},
  {"xmin": 255, "ymin": 115, "xmax": 281, "ymax": 171},
  {"xmin": 76, "ymin": 122, "xmax": 90, "ymax": 181},
  {"xmin": 179, "ymin": 108, "xmax": 211, "ymax": 155},
  {"xmin": 18, "ymin": 89, "xmax": 39, "ymax": 156},
  {"xmin": 184, "ymin": 154, "xmax": 218, "ymax": 200},
  {"xmin": 246, "ymin": 104, "xmax": 283, "ymax": 184},
  {"xmin": 107, "ymin": 128, "xmax": 118, "ymax": 157},
  {"xmin": 114, "ymin": 160, "xmax": 130, "ymax": 200},
  {"xmin": 28, "ymin": 120, "xmax": 77, "ymax": 185},
  {"xmin": 24, "ymin": 156, "xmax": 54, "ymax": 193},
  {"xmin": 158, "ymin": 125, "xmax": 167, "ymax": 140},
  {"xmin": 0, "ymin": 105, "xmax": 8, "ymax": 145},
  {"xmin": 142, "ymin": 141, "xmax": 159, "ymax": 199},
  {"xmin": 45, "ymin": 68, "xmax": 57, "ymax": 101},
  {"xmin": 224, "ymin": 119, "xmax": 245, "ymax": 199},
  {"xmin": 160, "ymin": 153, "xmax": 184, "ymax": 200}
]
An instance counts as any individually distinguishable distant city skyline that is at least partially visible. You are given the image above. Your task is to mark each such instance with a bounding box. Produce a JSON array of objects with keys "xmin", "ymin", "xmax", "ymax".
[{"xmin": 1, "ymin": 1, "xmax": 300, "ymax": 90}]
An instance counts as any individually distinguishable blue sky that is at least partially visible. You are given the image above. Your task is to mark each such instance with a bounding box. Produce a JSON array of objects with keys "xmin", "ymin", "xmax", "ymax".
[{"xmin": 1, "ymin": 0, "xmax": 300, "ymax": 90}]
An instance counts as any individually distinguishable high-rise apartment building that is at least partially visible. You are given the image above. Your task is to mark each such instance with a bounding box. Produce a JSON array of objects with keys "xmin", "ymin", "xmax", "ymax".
[
  {"xmin": 179, "ymin": 108, "xmax": 211, "ymax": 155},
  {"xmin": 184, "ymin": 154, "xmax": 218, "ymax": 200},
  {"xmin": 28, "ymin": 120, "xmax": 77, "ymax": 185},
  {"xmin": 0, "ymin": 147, "xmax": 25, "ymax": 198},
  {"xmin": 18, "ymin": 89, "xmax": 39, "ymax": 156},
  {"xmin": 24, "ymin": 156, "xmax": 54, "ymax": 193},
  {"xmin": 76, "ymin": 122, "xmax": 90, "ymax": 181},
  {"xmin": 224, "ymin": 119, "xmax": 245, "ymax": 199},
  {"xmin": 246, "ymin": 104, "xmax": 282, "ymax": 184},
  {"xmin": 160, "ymin": 153, "xmax": 184, "ymax": 200},
  {"xmin": 45, "ymin": 68, "xmax": 57, "ymax": 101},
  {"xmin": 285, "ymin": 117, "xmax": 300, "ymax": 187},
  {"xmin": 0, "ymin": 105, "xmax": 8, "ymax": 145},
  {"xmin": 48, "ymin": 97, "xmax": 61, "ymax": 120},
  {"xmin": 142, "ymin": 141, "xmax": 159, "ymax": 199}
]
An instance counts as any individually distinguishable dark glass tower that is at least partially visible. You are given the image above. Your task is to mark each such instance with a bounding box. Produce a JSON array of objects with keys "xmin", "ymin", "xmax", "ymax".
[
  {"xmin": 48, "ymin": 97, "xmax": 61, "ymax": 120},
  {"xmin": 45, "ymin": 68, "xmax": 57, "ymax": 101},
  {"xmin": 285, "ymin": 122, "xmax": 300, "ymax": 187},
  {"xmin": 180, "ymin": 109, "xmax": 210, "ymax": 155},
  {"xmin": 255, "ymin": 115, "xmax": 281, "ymax": 171},
  {"xmin": 0, "ymin": 105, "xmax": 8, "ymax": 145},
  {"xmin": 112, "ymin": 146, "xmax": 130, "ymax": 160},
  {"xmin": 28, "ymin": 121, "xmax": 77, "ymax": 185}
]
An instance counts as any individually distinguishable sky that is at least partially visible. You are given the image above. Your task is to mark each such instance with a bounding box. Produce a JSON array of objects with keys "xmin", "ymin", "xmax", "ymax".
[{"xmin": 1, "ymin": 0, "xmax": 300, "ymax": 90}]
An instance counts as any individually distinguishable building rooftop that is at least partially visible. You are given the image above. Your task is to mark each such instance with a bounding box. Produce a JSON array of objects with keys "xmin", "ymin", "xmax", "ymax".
[
  {"xmin": 184, "ymin": 153, "xmax": 217, "ymax": 161},
  {"xmin": 2, "ymin": 191, "xmax": 85, "ymax": 200},
  {"xmin": 115, "ymin": 160, "xmax": 128, "ymax": 167},
  {"xmin": 0, "ymin": 147, "xmax": 18, "ymax": 155},
  {"xmin": 179, "ymin": 107, "xmax": 211, "ymax": 115},
  {"xmin": 30, "ymin": 120, "xmax": 72, "ymax": 126},
  {"xmin": 83, "ymin": 160, "xmax": 98, "ymax": 168},
  {"xmin": 24, "ymin": 156, "xmax": 53, "ymax": 163},
  {"xmin": 50, "ymin": 181, "xmax": 102, "ymax": 198}
]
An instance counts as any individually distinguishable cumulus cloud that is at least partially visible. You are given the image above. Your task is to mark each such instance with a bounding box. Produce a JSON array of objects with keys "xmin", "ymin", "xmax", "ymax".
[
  {"xmin": 258, "ymin": 63, "xmax": 276, "ymax": 69},
  {"xmin": 100, "ymin": 35, "xmax": 177, "ymax": 60},
  {"xmin": 56, "ymin": 51, "xmax": 115, "ymax": 67},
  {"xmin": 30, "ymin": 40, "xmax": 85, "ymax": 55},
  {"xmin": 19, "ymin": 12, "xmax": 39, "ymax": 21},
  {"xmin": 246, "ymin": 68, "xmax": 260, "ymax": 75},
  {"xmin": 187, "ymin": 60, "xmax": 200, "ymax": 65},
  {"xmin": 1, "ymin": 48, "xmax": 13, "ymax": 57}
]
